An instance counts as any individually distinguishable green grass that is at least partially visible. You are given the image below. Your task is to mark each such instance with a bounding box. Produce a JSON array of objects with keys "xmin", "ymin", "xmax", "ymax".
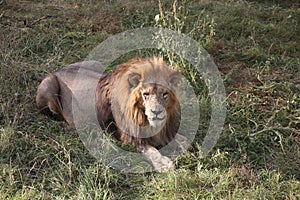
[{"xmin": 1, "ymin": 0, "xmax": 299, "ymax": 199}]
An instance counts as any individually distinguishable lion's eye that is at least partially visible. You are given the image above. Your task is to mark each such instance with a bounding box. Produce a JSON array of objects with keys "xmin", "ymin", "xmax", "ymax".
[
  {"xmin": 163, "ymin": 92, "xmax": 169, "ymax": 100},
  {"xmin": 143, "ymin": 92, "xmax": 150, "ymax": 99}
]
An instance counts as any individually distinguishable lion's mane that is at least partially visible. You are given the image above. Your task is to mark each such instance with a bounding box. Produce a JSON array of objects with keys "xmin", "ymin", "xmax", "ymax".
[{"xmin": 95, "ymin": 57, "xmax": 180, "ymax": 148}]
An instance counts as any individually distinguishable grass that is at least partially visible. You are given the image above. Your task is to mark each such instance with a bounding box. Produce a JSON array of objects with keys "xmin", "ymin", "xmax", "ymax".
[{"xmin": 1, "ymin": 0, "xmax": 299, "ymax": 199}]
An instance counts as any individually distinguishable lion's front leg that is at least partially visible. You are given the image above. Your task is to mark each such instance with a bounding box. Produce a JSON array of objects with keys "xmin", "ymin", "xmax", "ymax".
[
  {"xmin": 173, "ymin": 133, "xmax": 189, "ymax": 153},
  {"xmin": 139, "ymin": 145, "xmax": 174, "ymax": 172}
]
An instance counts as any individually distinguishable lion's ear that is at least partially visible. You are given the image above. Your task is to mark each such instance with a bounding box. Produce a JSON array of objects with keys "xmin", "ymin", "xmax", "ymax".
[
  {"xmin": 128, "ymin": 73, "xmax": 141, "ymax": 87},
  {"xmin": 170, "ymin": 71, "xmax": 181, "ymax": 87}
]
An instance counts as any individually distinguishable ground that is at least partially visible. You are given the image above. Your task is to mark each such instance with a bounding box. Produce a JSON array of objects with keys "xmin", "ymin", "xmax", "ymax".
[{"xmin": 0, "ymin": 0, "xmax": 299, "ymax": 199}]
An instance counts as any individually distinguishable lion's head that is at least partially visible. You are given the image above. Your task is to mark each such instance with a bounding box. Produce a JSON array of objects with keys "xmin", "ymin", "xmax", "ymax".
[{"xmin": 110, "ymin": 57, "xmax": 181, "ymax": 145}]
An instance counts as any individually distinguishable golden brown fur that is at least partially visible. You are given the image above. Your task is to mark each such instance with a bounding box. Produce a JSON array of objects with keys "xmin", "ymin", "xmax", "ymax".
[
  {"xmin": 36, "ymin": 57, "xmax": 184, "ymax": 172},
  {"xmin": 96, "ymin": 57, "xmax": 180, "ymax": 147}
]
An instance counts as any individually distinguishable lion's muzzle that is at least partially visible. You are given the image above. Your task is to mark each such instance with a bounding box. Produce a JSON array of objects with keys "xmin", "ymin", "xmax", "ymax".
[{"xmin": 145, "ymin": 103, "xmax": 167, "ymax": 128}]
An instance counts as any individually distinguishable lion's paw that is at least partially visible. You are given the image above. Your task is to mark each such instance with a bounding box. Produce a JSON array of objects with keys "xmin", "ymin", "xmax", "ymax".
[
  {"xmin": 142, "ymin": 146, "xmax": 175, "ymax": 172},
  {"xmin": 152, "ymin": 155, "xmax": 174, "ymax": 172}
]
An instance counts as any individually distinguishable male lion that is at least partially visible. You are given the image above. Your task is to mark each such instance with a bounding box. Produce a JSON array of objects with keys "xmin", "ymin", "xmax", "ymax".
[{"xmin": 36, "ymin": 57, "xmax": 187, "ymax": 172}]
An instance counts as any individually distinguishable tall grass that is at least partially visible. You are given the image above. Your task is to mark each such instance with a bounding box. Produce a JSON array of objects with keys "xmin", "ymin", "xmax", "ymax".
[{"xmin": 0, "ymin": 0, "xmax": 299, "ymax": 199}]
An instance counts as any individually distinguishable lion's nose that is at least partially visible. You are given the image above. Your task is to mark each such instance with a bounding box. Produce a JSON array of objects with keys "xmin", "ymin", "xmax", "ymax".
[{"xmin": 151, "ymin": 109, "xmax": 162, "ymax": 116}]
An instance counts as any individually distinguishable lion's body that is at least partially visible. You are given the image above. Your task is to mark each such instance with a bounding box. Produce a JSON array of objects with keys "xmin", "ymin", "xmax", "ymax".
[
  {"xmin": 36, "ymin": 57, "xmax": 185, "ymax": 172},
  {"xmin": 36, "ymin": 61, "xmax": 102, "ymax": 125}
]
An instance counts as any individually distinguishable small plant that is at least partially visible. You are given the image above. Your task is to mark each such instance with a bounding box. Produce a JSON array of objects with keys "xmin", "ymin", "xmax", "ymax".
[{"xmin": 154, "ymin": 0, "xmax": 216, "ymax": 47}]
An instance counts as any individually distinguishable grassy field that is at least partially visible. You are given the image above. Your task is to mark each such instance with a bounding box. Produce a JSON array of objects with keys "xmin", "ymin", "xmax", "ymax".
[{"xmin": 1, "ymin": 0, "xmax": 299, "ymax": 199}]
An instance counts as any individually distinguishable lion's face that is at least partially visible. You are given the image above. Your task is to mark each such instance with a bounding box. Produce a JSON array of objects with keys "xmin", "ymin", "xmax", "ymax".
[
  {"xmin": 141, "ymin": 83, "xmax": 169, "ymax": 127},
  {"xmin": 111, "ymin": 57, "xmax": 180, "ymax": 136}
]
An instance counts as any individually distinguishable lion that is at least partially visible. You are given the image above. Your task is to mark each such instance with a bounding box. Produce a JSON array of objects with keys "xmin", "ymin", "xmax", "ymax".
[{"xmin": 36, "ymin": 57, "xmax": 188, "ymax": 172}]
